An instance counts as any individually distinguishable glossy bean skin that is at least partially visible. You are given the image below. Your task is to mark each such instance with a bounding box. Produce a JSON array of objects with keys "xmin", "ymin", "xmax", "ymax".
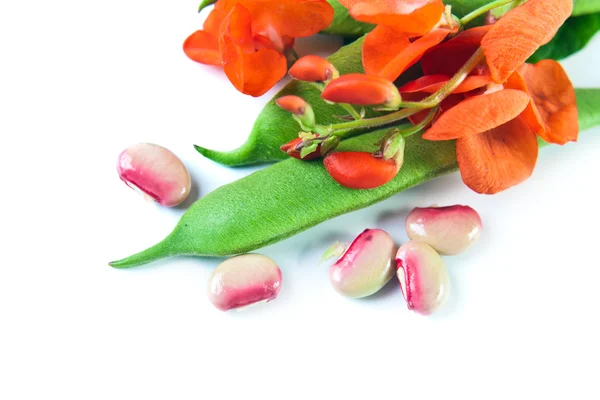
[
  {"xmin": 396, "ymin": 241, "xmax": 450, "ymax": 315},
  {"xmin": 405, "ymin": 205, "xmax": 482, "ymax": 255},
  {"xmin": 330, "ymin": 229, "xmax": 397, "ymax": 298},
  {"xmin": 208, "ymin": 254, "xmax": 282, "ymax": 311},
  {"xmin": 117, "ymin": 143, "xmax": 191, "ymax": 207}
]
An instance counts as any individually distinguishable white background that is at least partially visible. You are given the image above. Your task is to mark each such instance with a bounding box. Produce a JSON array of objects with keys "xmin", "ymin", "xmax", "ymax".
[{"xmin": 2, "ymin": 1, "xmax": 600, "ymax": 399}]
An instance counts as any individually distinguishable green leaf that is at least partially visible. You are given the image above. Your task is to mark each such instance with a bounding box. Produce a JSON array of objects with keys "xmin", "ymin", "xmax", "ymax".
[
  {"xmin": 195, "ymin": 38, "xmax": 371, "ymax": 166},
  {"xmin": 197, "ymin": 0, "xmax": 217, "ymax": 13},
  {"xmin": 576, "ymin": 88, "xmax": 600, "ymax": 131},
  {"xmin": 529, "ymin": 13, "xmax": 600, "ymax": 63},
  {"xmin": 573, "ymin": 0, "xmax": 600, "ymax": 16},
  {"xmin": 110, "ymin": 89, "xmax": 600, "ymax": 268},
  {"xmin": 321, "ymin": 0, "xmax": 375, "ymax": 36}
]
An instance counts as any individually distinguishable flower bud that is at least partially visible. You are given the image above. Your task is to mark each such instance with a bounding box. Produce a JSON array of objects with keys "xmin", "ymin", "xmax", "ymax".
[
  {"xmin": 321, "ymin": 74, "xmax": 402, "ymax": 110},
  {"xmin": 405, "ymin": 205, "xmax": 482, "ymax": 255},
  {"xmin": 208, "ymin": 254, "xmax": 282, "ymax": 311},
  {"xmin": 289, "ymin": 55, "xmax": 339, "ymax": 83},
  {"xmin": 276, "ymin": 95, "xmax": 315, "ymax": 128},
  {"xmin": 324, "ymin": 151, "xmax": 400, "ymax": 189},
  {"xmin": 117, "ymin": 143, "xmax": 191, "ymax": 207},
  {"xmin": 280, "ymin": 135, "xmax": 339, "ymax": 160},
  {"xmin": 381, "ymin": 130, "xmax": 406, "ymax": 166},
  {"xmin": 396, "ymin": 241, "xmax": 450, "ymax": 315},
  {"xmin": 329, "ymin": 229, "xmax": 397, "ymax": 298}
]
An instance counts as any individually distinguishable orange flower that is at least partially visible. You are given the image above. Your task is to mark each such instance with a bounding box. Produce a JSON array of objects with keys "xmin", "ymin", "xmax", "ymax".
[
  {"xmin": 338, "ymin": 0, "xmax": 445, "ymax": 35},
  {"xmin": 422, "ymin": 59, "xmax": 577, "ymax": 194},
  {"xmin": 183, "ymin": 0, "xmax": 334, "ymax": 96},
  {"xmin": 481, "ymin": 0, "xmax": 572, "ymax": 83},
  {"xmin": 338, "ymin": 0, "xmax": 453, "ymax": 82}
]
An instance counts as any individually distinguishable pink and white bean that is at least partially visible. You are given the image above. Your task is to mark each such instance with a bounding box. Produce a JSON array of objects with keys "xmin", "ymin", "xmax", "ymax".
[
  {"xmin": 117, "ymin": 143, "xmax": 191, "ymax": 207},
  {"xmin": 330, "ymin": 229, "xmax": 397, "ymax": 298},
  {"xmin": 405, "ymin": 205, "xmax": 482, "ymax": 255},
  {"xmin": 208, "ymin": 254, "xmax": 282, "ymax": 311},
  {"xmin": 396, "ymin": 241, "xmax": 450, "ymax": 315}
]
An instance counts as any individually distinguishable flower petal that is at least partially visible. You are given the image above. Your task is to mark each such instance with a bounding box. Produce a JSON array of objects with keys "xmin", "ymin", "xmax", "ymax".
[
  {"xmin": 219, "ymin": 4, "xmax": 287, "ymax": 97},
  {"xmin": 456, "ymin": 116, "xmax": 538, "ymax": 194},
  {"xmin": 399, "ymin": 75, "xmax": 491, "ymax": 94},
  {"xmin": 406, "ymin": 93, "xmax": 464, "ymax": 126},
  {"xmin": 481, "ymin": 0, "xmax": 572, "ymax": 83},
  {"xmin": 183, "ymin": 30, "xmax": 222, "ymax": 65},
  {"xmin": 219, "ymin": 0, "xmax": 334, "ymax": 38},
  {"xmin": 518, "ymin": 60, "xmax": 578, "ymax": 145},
  {"xmin": 366, "ymin": 28, "xmax": 451, "ymax": 82},
  {"xmin": 421, "ymin": 26, "xmax": 491, "ymax": 76},
  {"xmin": 362, "ymin": 26, "xmax": 411, "ymax": 77},
  {"xmin": 423, "ymin": 89, "xmax": 530, "ymax": 141},
  {"xmin": 340, "ymin": 0, "xmax": 445, "ymax": 36},
  {"xmin": 504, "ymin": 70, "xmax": 546, "ymax": 136}
]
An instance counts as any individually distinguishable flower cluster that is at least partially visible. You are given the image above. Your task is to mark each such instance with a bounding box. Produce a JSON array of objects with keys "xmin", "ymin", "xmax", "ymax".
[
  {"xmin": 183, "ymin": 0, "xmax": 334, "ymax": 97},
  {"xmin": 276, "ymin": 0, "xmax": 578, "ymax": 195}
]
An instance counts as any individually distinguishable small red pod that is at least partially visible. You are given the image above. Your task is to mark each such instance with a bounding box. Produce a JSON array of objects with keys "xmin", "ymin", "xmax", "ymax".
[
  {"xmin": 324, "ymin": 152, "xmax": 400, "ymax": 189},
  {"xmin": 275, "ymin": 95, "xmax": 308, "ymax": 115},
  {"xmin": 289, "ymin": 55, "xmax": 338, "ymax": 82},
  {"xmin": 321, "ymin": 74, "xmax": 401, "ymax": 109}
]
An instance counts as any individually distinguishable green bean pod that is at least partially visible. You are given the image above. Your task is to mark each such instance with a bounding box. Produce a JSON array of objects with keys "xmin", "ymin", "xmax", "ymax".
[{"xmin": 110, "ymin": 90, "xmax": 600, "ymax": 268}]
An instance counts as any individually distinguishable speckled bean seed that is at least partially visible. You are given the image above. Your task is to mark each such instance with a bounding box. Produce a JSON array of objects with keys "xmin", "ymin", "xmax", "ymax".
[
  {"xmin": 208, "ymin": 254, "xmax": 282, "ymax": 311},
  {"xmin": 117, "ymin": 143, "xmax": 191, "ymax": 207},
  {"xmin": 330, "ymin": 229, "xmax": 397, "ymax": 298},
  {"xmin": 405, "ymin": 205, "xmax": 482, "ymax": 255},
  {"xmin": 396, "ymin": 241, "xmax": 450, "ymax": 315}
]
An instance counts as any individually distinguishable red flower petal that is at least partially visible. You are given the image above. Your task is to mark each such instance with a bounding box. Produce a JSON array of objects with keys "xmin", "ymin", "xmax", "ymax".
[
  {"xmin": 339, "ymin": 0, "xmax": 445, "ymax": 36},
  {"xmin": 364, "ymin": 28, "xmax": 451, "ymax": 82},
  {"xmin": 399, "ymin": 75, "xmax": 491, "ymax": 94},
  {"xmin": 219, "ymin": 0, "xmax": 334, "ymax": 38},
  {"xmin": 456, "ymin": 116, "xmax": 538, "ymax": 194},
  {"xmin": 219, "ymin": 4, "xmax": 287, "ymax": 97},
  {"xmin": 421, "ymin": 26, "xmax": 491, "ymax": 76},
  {"xmin": 481, "ymin": 0, "xmax": 572, "ymax": 83},
  {"xmin": 518, "ymin": 60, "xmax": 579, "ymax": 145},
  {"xmin": 183, "ymin": 30, "xmax": 222, "ymax": 66},
  {"xmin": 423, "ymin": 89, "xmax": 530, "ymax": 141}
]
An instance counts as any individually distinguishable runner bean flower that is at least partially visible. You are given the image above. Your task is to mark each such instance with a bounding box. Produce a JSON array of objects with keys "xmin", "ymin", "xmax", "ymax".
[
  {"xmin": 338, "ymin": 0, "xmax": 456, "ymax": 81},
  {"xmin": 183, "ymin": 0, "xmax": 334, "ymax": 96}
]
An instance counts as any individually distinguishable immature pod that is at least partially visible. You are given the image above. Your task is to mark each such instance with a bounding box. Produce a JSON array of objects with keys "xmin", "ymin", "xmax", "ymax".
[
  {"xmin": 324, "ymin": 152, "xmax": 400, "ymax": 189},
  {"xmin": 208, "ymin": 254, "xmax": 282, "ymax": 311},
  {"xmin": 321, "ymin": 74, "xmax": 402, "ymax": 110},
  {"xmin": 289, "ymin": 55, "xmax": 339, "ymax": 83},
  {"xmin": 275, "ymin": 95, "xmax": 316, "ymax": 128},
  {"xmin": 396, "ymin": 241, "xmax": 450, "ymax": 315},
  {"xmin": 329, "ymin": 229, "xmax": 397, "ymax": 298},
  {"xmin": 405, "ymin": 205, "xmax": 482, "ymax": 255},
  {"xmin": 117, "ymin": 143, "xmax": 191, "ymax": 207}
]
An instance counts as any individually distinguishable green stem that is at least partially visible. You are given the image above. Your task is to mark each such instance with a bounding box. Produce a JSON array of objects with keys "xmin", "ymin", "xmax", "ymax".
[
  {"xmin": 331, "ymin": 107, "xmax": 422, "ymax": 136},
  {"xmin": 402, "ymin": 107, "xmax": 438, "ymax": 138},
  {"xmin": 417, "ymin": 47, "xmax": 485, "ymax": 108},
  {"xmin": 324, "ymin": 48, "xmax": 485, "ymax": 135},
  {"xmin": 459, "ymin": 0, "xmax": 516, "ymax": 25},
  {"xmin": 340, "ymin": 103, "xmax": 363, "ymax": 120}
]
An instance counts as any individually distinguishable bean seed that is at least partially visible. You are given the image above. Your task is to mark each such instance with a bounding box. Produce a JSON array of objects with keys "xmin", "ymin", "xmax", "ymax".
[
  {"xmin": 396, "ymin": 241, "xmax": 450, "ymax": 315},
  {"xmin": 208, "ymin": 254, "xmax": 282, "ymax": 311},
  {"xmin": 330, "ymin": 229, "xmax": 397, "ymax": 298},
  {"xmin": 117, "ymin": 143, "xmax": 191, "ymax": 207},
  {"xmin": 405, "ymin": 205, "xmax": 482, "ymax": 255}
]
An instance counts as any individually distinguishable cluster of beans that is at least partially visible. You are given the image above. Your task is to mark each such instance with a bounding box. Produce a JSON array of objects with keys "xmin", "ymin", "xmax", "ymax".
[
  {"xmin": 116, "ymin": 143, "xmax": 481, "ymax": 315},
  {"xmin": 208, "ymin": 205, "xmax": 481, "ymax": 315}
]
